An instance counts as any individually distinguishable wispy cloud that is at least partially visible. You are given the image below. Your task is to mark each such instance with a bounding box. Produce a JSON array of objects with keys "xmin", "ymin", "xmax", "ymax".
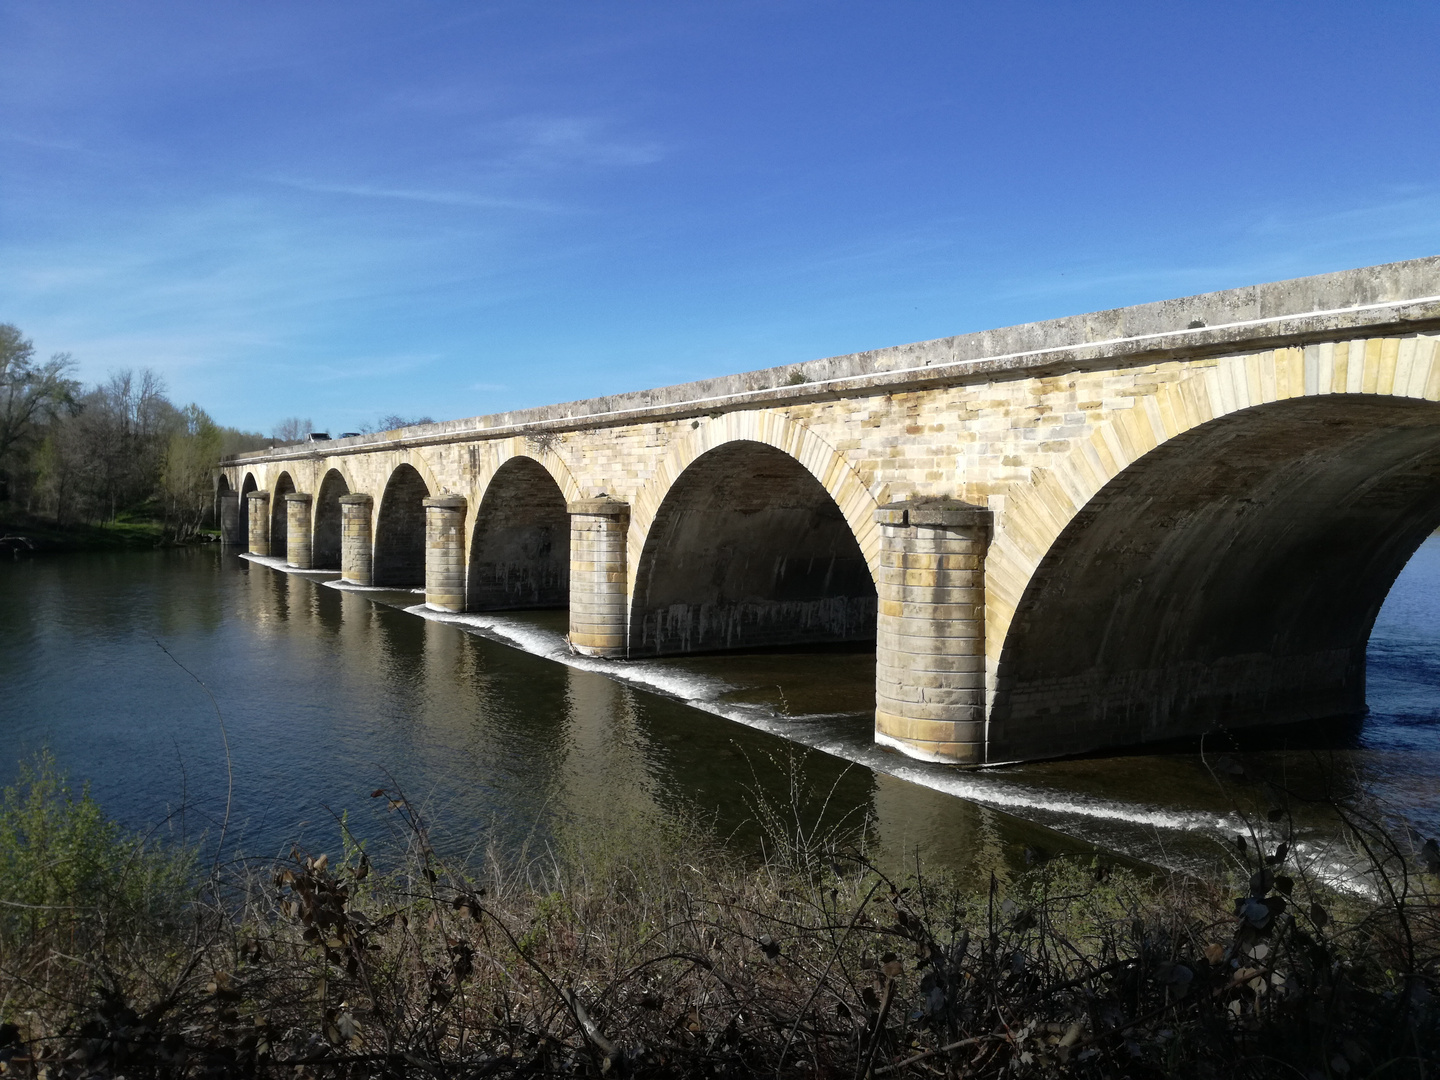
[
  {"xmin": 295, "ymin": 353, "xmax": 444, "ymax": 385},
  {"xmin": 502, "ymin": 115, "xmax": 664, "ymax": 170},
  {"xmin": 1245, "ymin": 187, "xmax": 1440, "ymax": 249},
  {"xmin": 0, "ymin": 128, "xmax": 85, "ymax": 153},
  {"xmin": 264, "ymin": 177, "xmax": 560, "ymax": 213}
]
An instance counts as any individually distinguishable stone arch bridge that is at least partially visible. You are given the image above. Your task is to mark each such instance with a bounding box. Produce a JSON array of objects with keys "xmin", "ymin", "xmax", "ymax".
[{"xmin": 220, "ymin": 257, "xmax": 1440, "ymax": 765}]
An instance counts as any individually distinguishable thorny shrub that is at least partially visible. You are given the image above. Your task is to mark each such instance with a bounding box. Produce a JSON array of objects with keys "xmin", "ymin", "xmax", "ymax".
[{"xmin": 0, "ymin": 758, "xmax": 1435, "ymax": 1078}]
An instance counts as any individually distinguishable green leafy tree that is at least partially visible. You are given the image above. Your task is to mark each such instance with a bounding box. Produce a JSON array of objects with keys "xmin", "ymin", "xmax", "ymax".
[
  {"xmin": 0, "ymin": 323, "xmax": 79, "ymax": 502},
  {"xmin": 161, "ymin": 404, "xmax": 224, "ymax": 539}
]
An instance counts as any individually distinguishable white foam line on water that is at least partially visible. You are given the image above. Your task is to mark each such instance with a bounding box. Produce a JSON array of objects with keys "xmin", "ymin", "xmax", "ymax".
[
  {"xmin": 239, "ymin": 560, "xmax": 1375, "ymax": 886},
  {"xmin": 323, "ymin": 580, "xmax": 426, "ymax": 594},
  {"xmin": 401, "ymin": 604, "xmax": 1240, "ymax": 842},
  {"xmin": 240, "ymin": 554, "xmax": 340, "ymax": 578},
  {"xmin": 406, "ymin": 606, "xmax": 736, "ymax": 707}
]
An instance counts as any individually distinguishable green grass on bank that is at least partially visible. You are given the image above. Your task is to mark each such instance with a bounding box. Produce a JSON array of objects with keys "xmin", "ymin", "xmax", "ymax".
[
  {"xmin": 0, "ymin": 754, "xmax": 1436, "ymax": 1079},
  {"xmin": 0, "ymin": 506, "xmax": 190, "ymax": 553}
]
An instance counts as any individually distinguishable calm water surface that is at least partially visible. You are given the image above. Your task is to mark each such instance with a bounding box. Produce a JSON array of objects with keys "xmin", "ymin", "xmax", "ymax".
[{"xmin": 3, "ymin": 543, "xmax": 1438, "ymax": 879}]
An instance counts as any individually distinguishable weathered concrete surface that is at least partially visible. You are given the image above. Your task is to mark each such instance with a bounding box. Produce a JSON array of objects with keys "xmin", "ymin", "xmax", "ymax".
[{"xmin": 222, "ymin": 257, "xmax": 1440, "ymax": 764}]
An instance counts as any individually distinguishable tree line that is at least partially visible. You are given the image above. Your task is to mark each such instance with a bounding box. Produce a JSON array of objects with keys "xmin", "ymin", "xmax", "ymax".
[{"xmin": 0, "ymin": 323, "xmax": 268, "ymax": 540}]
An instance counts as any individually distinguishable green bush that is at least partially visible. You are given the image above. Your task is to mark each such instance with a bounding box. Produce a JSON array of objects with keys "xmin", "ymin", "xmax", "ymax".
[{"xmin": 0, "ymin": 751, "xmax": 194, "ymax": 943}]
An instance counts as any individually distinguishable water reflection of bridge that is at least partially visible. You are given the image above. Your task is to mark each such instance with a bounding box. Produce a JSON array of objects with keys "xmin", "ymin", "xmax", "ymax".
[{"xmin": 221, "ymin": 258, "xmax": 1440, "ymax": 765}]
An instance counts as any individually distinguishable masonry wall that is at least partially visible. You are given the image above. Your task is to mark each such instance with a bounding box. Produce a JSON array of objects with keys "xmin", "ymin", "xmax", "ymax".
[
  {"xmin": 468, "ymin": 457, "xmax": 570, "ymax": 611},
  {"xmin": 630, "ymin": 440, "xmax": 875, "ymax": 655},
  {"xmin": 221, "ymin": 261, "xmax": 1440, "ymax": 762}
]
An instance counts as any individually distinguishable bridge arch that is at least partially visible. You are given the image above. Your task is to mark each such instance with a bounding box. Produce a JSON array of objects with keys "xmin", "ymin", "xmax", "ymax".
[
  {"xmin": 312, "ymin": 467, "xmax": 352, "ymax": 570},
  {"xmin": 469, "ymin": 439, "xmax": 583, "ymax": 508},
  {"xmin": 628, "ymin": 438, "xmax": 877, "ymax": 656},
  {"xmin": 373, "ymin": 463, "xmax": 432, "ymax": 587},
  {"xmin": 239, "ymin": 473, "xmax": 257, "ymax": 545},
  {"xmin": 270, "ymin": 472, "xmax": 296, "ymax": 560},
  {"xmin": 629, "ymin": 412, "xmax": 881, "ymax": 582},
  {"xmin": 988, "ymin": 335, "xmax": 1440, "ymax": 760},
  {"xmin": 468, "ymin": 455, "xmax": 571, "ymax": 610}
]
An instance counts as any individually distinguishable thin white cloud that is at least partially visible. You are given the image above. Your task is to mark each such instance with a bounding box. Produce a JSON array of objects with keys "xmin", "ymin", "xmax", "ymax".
[
  {"xmin": 506, "ymin": 115, "xmax": 664, "ymax": 170},
  {"xmin": 292, "ymin": 354, "xmax": 443, "ymax": 385},
  {"xmin": 0, "ymin": 128, "xmax": 85, "ymax": 153},
  {"xmin": 1246, "ymin": 188, "xmax": 1440, "ymax": 248},
  {"xmin": 264, "ymin": 177, "xmax": 560, "ymax": 213}
]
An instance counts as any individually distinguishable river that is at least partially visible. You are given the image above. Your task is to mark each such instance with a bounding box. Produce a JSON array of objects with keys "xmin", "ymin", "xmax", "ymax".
[{"xmin": 3, "ymin": 542, "xmax": 1437, "ymax": 882}]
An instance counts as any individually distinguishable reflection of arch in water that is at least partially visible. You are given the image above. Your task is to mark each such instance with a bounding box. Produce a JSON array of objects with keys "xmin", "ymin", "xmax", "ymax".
[
  {"xmin": 990, "ymin": 390, "xmax": 1440, "ymax": 762},
  {"xmin": 373, "ymin": 464, "xmax": 431, "ymax": 587},
  {"xmin": 270, "ymin": 472, "xmax": 295, "ymax": 560},
  {"xmin": 468, "ymin": 457, "xmax": 570, "ymax": 610},
  {"xmin": 239, "ymin": 473, "xmax": 258, "ymax": 544},
  {"xmin": 312, "ymin": 469, "xmax": 351, "ymax": 570},
  {"xmin": 629, "ymin": 440, "xmax": 875, "ymax": 656}
]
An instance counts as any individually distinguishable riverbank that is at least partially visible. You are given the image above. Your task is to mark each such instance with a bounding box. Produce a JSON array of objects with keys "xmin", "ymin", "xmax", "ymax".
[
  {"xmin": 1, "ymin": 758, "xmax": 1435, "ymax": 1079},
  {"xmin": 0, "ymin": 508, "xmax": 213, "ymax": 554}
]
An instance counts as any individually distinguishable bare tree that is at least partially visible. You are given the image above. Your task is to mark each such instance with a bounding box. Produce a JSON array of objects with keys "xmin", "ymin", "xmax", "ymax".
[
  {"xmin": 373, "ymin": 413, "xmax": 434, "ymax": 432},
  {"xmin": 271, "ymin": 417, "xmax": 312, "ymax": 445}
]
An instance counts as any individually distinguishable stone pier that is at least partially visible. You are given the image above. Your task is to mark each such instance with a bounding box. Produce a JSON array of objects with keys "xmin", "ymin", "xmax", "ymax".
[
  {"xmin": 284, "ymin": 492, "xmax": 314, "ymax": 569},
  {"xmin": 221, "ymin": 258, "xmax": 1440, "ymax": 764},
  {"xmin": 423, "ymin": 495, "xmax": 468, "ymax": 611},
  {"xmin": 339, "ymin": 494, "xmax": 373, "ymax": 585},
  {"xmin": 218, "ymin": 490, "xmax": 242, "ymax": 545},
  {"xmin": 567, "ymin": 498, "xmax": 630, "ymax": 657},
  {"xmin": 873, "ymin": 500, "xmax": 992, "ymax": 764},
  {"xmin": 246, "ymin": 491, "xmax": 270, "ymax": 556}
]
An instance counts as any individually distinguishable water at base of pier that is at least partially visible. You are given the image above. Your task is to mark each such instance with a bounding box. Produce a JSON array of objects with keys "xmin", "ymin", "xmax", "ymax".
[{"xmin": 2, "ymin": 542, "xmax": 1438, "ymax": 882}]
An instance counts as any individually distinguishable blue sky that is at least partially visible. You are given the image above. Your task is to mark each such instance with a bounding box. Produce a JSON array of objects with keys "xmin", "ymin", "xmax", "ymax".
[{"xmin": 3, "ymin": 2, "xmax": 1440, "ymax": 434}]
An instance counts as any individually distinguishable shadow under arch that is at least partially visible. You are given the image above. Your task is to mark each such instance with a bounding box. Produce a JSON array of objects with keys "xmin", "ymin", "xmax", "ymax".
[
  {"xmin": 629, "ymin": 440, "xmax": 875, "ymax": 657},
  {"xmin": 312, "ymin": 469, "xmax": 350, "ymax": 569},
  {"xmin": 374, "ymin": 464, "xmax": 431, "ymax": 587},
  {"xmin": 215, "ymin": 474, "xmax": 232, "ymax": 529},
  {"xmin": 988, "ymin": 394, "xmax": 1440, "ymax": 762},
  {"xmin": 239, "ymin": 473, "xmax": 257, "ymax": 544},
  {"xmin": 270, "ymin": 472, "xmax": 296, "ymax": 560},
  {"xmin": 468, "ymin": 456, "xmax": 569, "ymax": 610}
]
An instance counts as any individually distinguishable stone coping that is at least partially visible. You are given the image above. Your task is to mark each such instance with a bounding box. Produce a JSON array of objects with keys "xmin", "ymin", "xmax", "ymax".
[
  {"xmin": 567, "ymin": 497, "xmax": 630, "ymax": 517},
  {"xmin": 227, "ymin": 256, "xmax": 1440, "ymax": 466},
  {"xmin": 875, "ymin": 499, "xmax": 993, "ymax": 529}
]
